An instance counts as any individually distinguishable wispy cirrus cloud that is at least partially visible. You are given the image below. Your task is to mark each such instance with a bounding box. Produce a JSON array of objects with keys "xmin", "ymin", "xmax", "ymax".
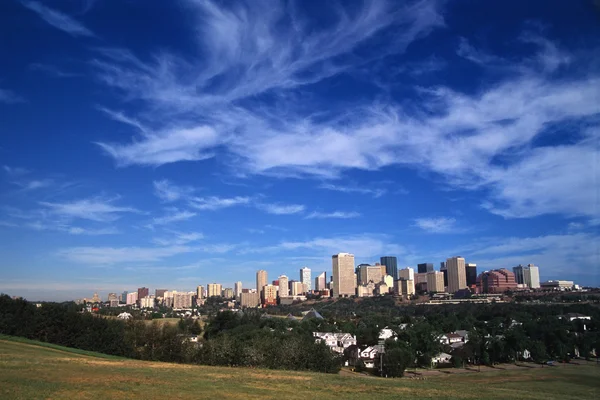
[
  {"xmin": 20, "ymin": 1, "xmax": 94, "ymax": 37},
  {"xmin": 189, "ymin": 195, "xmax": 251, "ymax": 211},
  {"xmin": 256, "ymin": 203, "xmax": 305, "ymax": 215},
  {"xmin": 149, "ymin": 208, "xmax": 196, "ymax": 226},
  {"xmin": 3, "ymin": 166, "xmax": 30, "ymax": 176},
  {"xmin": 57, "ymin": 245, "xmax": 196, "ymax": 264},
  {"xmin": 305, "ymin": 211, "xmax": 361, "ymax": 219},
  {"xmin": 414, "ymin": 217, "xmax": 457, "ymax": 233},
  {"xmin": 318, "ymin": 183, "xmax": 387, "ymax": 198},
  {"xmin": 39, "ymin": 196, "xmax": 140, "ymax": 222},
  {"xmin": 0, "ymin": 88, "xmax": 25, "ymax": 104},
  {"xmin": 152, "ymin": 231, "xmax": 204, "ymax": 246},
  {"xmin": 153, "ymin": 179, "xmax": 195, "ymax": 202}
]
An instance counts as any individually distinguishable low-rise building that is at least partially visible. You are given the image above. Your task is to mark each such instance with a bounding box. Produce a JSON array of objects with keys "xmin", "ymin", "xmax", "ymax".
[{"xmin": 313, "ymin": 332, "xmax": 357, "ymax": 354}]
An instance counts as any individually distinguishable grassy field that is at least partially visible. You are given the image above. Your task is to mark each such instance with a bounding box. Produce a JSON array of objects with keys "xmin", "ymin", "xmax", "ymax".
[{"xmin": 0, "ymin": 338, "xmax": 598, "ymax": 400}]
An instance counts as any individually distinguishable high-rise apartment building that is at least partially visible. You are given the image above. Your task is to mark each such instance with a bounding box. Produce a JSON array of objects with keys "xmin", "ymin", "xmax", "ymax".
[
  {"xmin": 417, "ymin": 263, "xmax": 434, "ymax": 273},
  {"xmin": 314, "ymin": 272, "xmax": 326, "ymax": 291},
  {"xmin": 173, "ymin": 292, "xmax": 192, "ymax": 309},
  {"xmin": 140, "ymin": 295, "xmax": 155, "ymax": 308},
  {"xmin": 290, "ymin": 280, "xmax": 304, "ymax": 296},
  {"xmin": 223, "ymin": 288, "xmax": 234, "ymax": 299},
  {"xmin": 234, "ymin": 281, "xmax": 242, "ymax": 299},
  {"xmin": 358, "ymin": 264, "xmax": 384, "ymax": 285},
  {"xmin": 394, "ymin": 279, "xmax": 415, "ymax": 297},
  {"xmin": 207, "ymin": 283, "xmax": 222, "ymax": 297},
  {"xmin": 240, "ymin": 291, "xmax": 260, "ymax": 308},
  {"xmin": 466, "ymin": 263, "xmax": 478, "ymax": 287},
  {"xmin": 278, "ymin": 275, "xmax": 289, "ymax": 298},
  {"xmin": 446, "ymin": 257, "xmax": 467, "ymax": 294},
  {"xmin": 414, "ymin": 272, "xmax": 429, "ymax": 292},
  {"xmin": 300, "ymin": 267, "xmax": 311, "ymax": 292},
  {"xmin": 121, "ymin": 291, "xmax": 128, "ymax": 303},
  {"xmin": 262, "ymin": 284, "xmax": 277, "ymax": 305},
  {"xmin": 332, "ymin": 253, "xmax": 355, "ymax": 297},
  {"xmin": 427, "ymin": 271, "xmax": 445, "ymax": 293},
  {"xmin": 126, "ymin": 292, "xmax": 138, "ymax": 305},
  {"xmin": 399, "ymin": 267, "xmax": 415, "ymax": 281},
  {"xmin": 137, "ymin": 287, "xmax": 149, "ymax": 302},
  {"xmin": 380, "ymin": 256, "xmax": 398, "ymax": 280},
  {"xmin": 256, "ymin": 270, "xmax": 268, "ymax": 292},
  {"xmin": 524, "ymin": 264, "xmax": 540, "ymax": 289},
  {"xmin": 196, "ymin": 285, "xmax": 205, "ymax": 299}
]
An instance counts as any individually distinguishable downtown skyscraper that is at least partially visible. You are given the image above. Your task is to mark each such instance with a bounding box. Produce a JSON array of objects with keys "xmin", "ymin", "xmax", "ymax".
[
  {"xmin": 380, "ymin": 256, "xmax": 398, "ymax": 280},
  {"xmin": 446, "ymin": 256, "xmax": 467, "ymax": 294},
  {"xmin": 300, "ymin": 267, "xmax": 311, "ymax": 292},
  {"xmin": 332, "ymin": 253, "xmax": 355, "ymax": 297}
]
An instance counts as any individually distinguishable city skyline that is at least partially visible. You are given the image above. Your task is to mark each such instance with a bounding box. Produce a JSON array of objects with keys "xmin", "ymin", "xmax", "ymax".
[{"xmin": 1, "ymin": 1, "xmax": 599, "ymax": 301}]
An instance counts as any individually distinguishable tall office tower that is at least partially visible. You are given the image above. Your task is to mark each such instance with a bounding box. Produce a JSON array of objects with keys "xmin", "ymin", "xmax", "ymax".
[
  {"xmin": 358, "ymin": 264, "xmax": 384, "ymax": 285},
  {"xmin": 290, "ymin": 280, "xmax": 304, "ymax": 296},
  {"xmin": 196, "ymin": 285, "xmax": 206, "ymax": 299},
  {"xmin": 524, "ymin": 264, "xmax": 540, "ymax": 289},
  {"xmin": 300, "ymin": 267, "xmax": 311, "ymax": 292},
  {"xmin": 380, "ymin": 256, "xmax": 398, "ymax": 280},
  {"xmin": 207, "ymin": 283, "xmax": 222, "ymax": 297},
  {"xmin": 278, "ymin": 275, "xmax": 289, "ymax": 297},
  {"xmin": 332, "ymin": 253, "xmax": 356, "ymax": 297},
  {"xmin": 262, "ymin": 284, "xmax": 277, "ymax": 305},
  {"xmin": 234, "ymin": 281, "xmax": 243, "ymax": 299},
  {"xmin": 465, "ymin": 263, "xmax": 478, "ymax": 287},
  {"xmin": 399, "ymin": 267, "xmax": 415, "ymax": 281},
  {"xmin": 121, "ymin": 291, "xmax": 128, "ymax": 303},
  {"xmin": 513, "ymin": 265, "xmax": 525, "ymax": 284},
  {"xmin": 155, "ymin": 289, "xmax": 167, "ymax": 298},
  {"xmin": 256, "ymin": 270, "xmax": 268, "ymax": 292},
  {"xmin": 427, "ymin": 271, "xmax": 445, "ymax": 293},
  {"xmin": 446, "ymin": 256, "xmax": 467, "ymax": 294},
  {"xmin": 223, "ymin": 288, "xmax": 234, "ymax": 299},
  {"xmin": 314, "ymin": 272, "xmax": 326, "ymax": 291},
  {"xmin": 440, "ymin": 262, "xmax": 448, "ymax": 286},
  {"xmin": 137, "ymin": 287, "xmax": 149, "ymax": 301},
  {"xmin": 417, "ymin": 263, "xmax": 434, "ymax": 273}
]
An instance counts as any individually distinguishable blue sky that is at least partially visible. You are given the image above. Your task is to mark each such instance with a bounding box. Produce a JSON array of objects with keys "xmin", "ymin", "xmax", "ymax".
[{"xmin": 1, "ymin": 0, "xmax": 599, "ymax": 301}]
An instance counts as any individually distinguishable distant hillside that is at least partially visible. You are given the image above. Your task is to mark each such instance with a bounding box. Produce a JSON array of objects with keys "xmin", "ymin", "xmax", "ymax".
[{"xmin": 1, "ymin": 336, "xmax": 598, "ymax": 400}]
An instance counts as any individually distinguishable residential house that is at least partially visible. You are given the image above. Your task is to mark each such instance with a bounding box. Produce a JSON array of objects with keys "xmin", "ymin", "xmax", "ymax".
[
  {"xmin": 313, "ymin": 332, "xmax": 357, "ymax": 354},
  {"xmin": 378, "ymin": 327, "xmax": 396, "ymax": 341},
  {"xmin": 431, "ymin": 352, "xmax": 452, "ymax": 366}
]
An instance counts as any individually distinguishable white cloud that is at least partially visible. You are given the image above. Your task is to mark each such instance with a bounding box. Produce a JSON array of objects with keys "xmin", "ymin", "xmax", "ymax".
[
  {"xmin": 189, "ymin": 196, "xmax": 251, "ymax": 210},
  {"xmin": 414, "ymin": 217, "xmax": 457, "ymax": 233},
  {"xmin": 0, "ymin": 88, "xmax": 25, "ymax": 104},
  {"xmin": 150, "ymin": 208, "xmax": 196, "ymax": 226},
  {"xmin": 96, "ymin": 126, "xmax": 219, "ymax": 167},
  {"xmin": 152, "ymin": 231, "xmax": 204, "ymax": 246},
  {"xmin": 153, "ymin": 179, "xmax": 195, "ymax": 202},
  {"xmin": 16, "ymin": 179, "xmax": 54, "ymax": 190},
  {"xmin": 275, "ymin": 234, "xmax": 404, "ymax": 258},
  {"xmin": 257, "ymin": 203, "xmax": 305, "ymax": 215},
  {"xmin": 318, "ymin": 183, "xmax": 387, "ymax": 198},
  {"xmin": 305, "ymin": 211, "xmax": 361, "ymax": 219},
  {"xmin": 39, "ymin": 197, "xmax": 140, "ymax": 222},
  {"xmin": 20, "ymin": 1, "xmax": 94, "ymax": 37}
]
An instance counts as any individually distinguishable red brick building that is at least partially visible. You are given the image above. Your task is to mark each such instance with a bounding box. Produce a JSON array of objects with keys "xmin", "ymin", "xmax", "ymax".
[{"xmin": 476, "ymin": 268, "xmax": 517, "ymax": 294}]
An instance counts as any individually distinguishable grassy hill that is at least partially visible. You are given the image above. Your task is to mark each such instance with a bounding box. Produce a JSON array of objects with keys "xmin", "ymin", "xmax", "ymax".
[{"xmin": 0, "ymin": 337, "xmax": 598, "ymax": 400}]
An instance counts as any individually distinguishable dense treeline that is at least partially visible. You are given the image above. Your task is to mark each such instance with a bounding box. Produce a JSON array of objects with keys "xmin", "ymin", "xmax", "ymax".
[
  {"xmin": 2, "ymin": 294, "xmax": 599, "ymax": 377},
  {"xmin": 0, "ymin": 295, "xmax": 341, "ymax": 373}
]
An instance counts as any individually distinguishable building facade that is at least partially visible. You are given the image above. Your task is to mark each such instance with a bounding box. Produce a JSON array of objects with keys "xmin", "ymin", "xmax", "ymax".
[
  {"xmin": 290, "ymin": 280, "xmax": 304, "ymax": 296},
  {"xmin": 332, "ymin": 253, "xmax": 356, "ymax": 297},
  {"xmin": 256, "ymin": 270, "xmax": 268, "ymax": 293},
  {"xmin": 278, "ymin": 275, "xmax": 289, "ymax": 298},
  {"xmin": 207, "ymin": 283, "xmax": 223, "ymax": 297},
  {"xmin": 173, "ymin": 292, "xmax": 193, "ymax": 309},
  {"xmin": 314, "ymin": 272, "xmax": 326, "ymax": 291},
  {"xmin": 427, "ymin": 271, "xmax": 445, "ymax": 293},
  {"xmin": 262, "ymin": 284, "xmax": 277, "ymax": 305},
  {"xmin": 524, "ymin": 264, "xmax": 540, "ymax": 289},
  {"xmin": 440, "ymin": 262, "xmax": 448, "ymax": 286},
  {"xmin": 300, "ymin": 267, "xmax": 311, "ymax": 292},
  {"xmin": 240, "ymin": 291, "xmax": 260, "ymax": 308},
  {"xmin": 466, "ymin": 263, "xmax": 478, "ymax": 287},
  {"xmin": 476, "ymin": 269, "xmax": 517, "ymax": 294},
  {"xmin": 446, "ymin": 257, "xmax": 467, "ymax": 294},
  {"xmin": 140, "ymin": 296, "xmax": 154, "ymax": 308},
  {"xmin": 417, "ymin": 263, "xmax": 434, "ymax": 273},
  {"xmin": 380, "ymin": 256, "xmax": 398, "ymax": 280},
  {"xmin": 234, "ymin": 281, "xmax": 242, "ymax": 299},
  {"xmin": 358, "ymin": 264, "xmax": 384, "ymax": 285},
  {"xmin": 137, "ymin": 287, "xmax": 149, "ymax": 303},
  {"xmin": 399, "ymin": 267, "xmax": 415, "ymax": 281},
  {"xmin": 223, "ymin": 288, "xmax": 234, "ymax": 299}
]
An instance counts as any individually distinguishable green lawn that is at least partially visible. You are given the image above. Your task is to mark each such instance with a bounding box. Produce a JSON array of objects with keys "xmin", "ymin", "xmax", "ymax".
[{"xmin": 0, "ymin": 337, "xmax": 598, "ymax": 400}]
